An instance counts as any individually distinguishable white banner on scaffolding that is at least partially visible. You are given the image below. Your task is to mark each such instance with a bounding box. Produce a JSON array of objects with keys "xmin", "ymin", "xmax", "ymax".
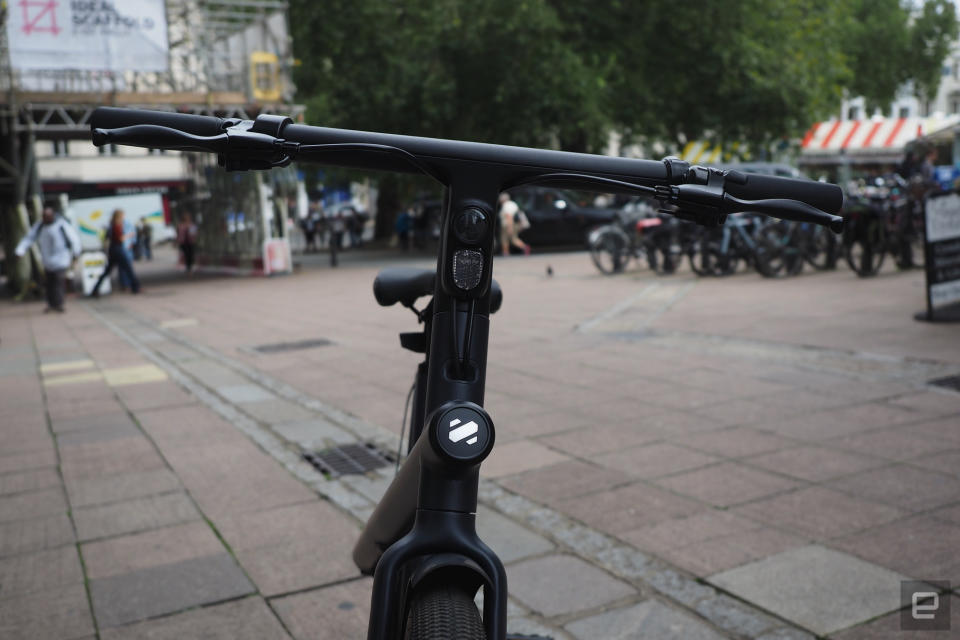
[{"xmin": 6, "ymin": 0, "xmax": 169, "ymax": 72}]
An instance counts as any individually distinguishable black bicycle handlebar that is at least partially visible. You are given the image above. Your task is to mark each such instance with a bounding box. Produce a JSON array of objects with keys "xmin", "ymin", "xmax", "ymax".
[{"xmin": 90, "ymin": 107, "xmax": 844, "ymax": 230}]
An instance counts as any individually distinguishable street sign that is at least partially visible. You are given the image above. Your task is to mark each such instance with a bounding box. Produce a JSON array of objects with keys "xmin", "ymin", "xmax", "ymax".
[{"xmin": 922, "ymin": 192, "xmax": 960, "ymax": 320}]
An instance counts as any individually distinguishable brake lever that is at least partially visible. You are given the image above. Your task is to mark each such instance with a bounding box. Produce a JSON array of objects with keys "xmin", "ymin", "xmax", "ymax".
[
  {"xmin": 92, "ymin": 125, "xmax": 230, "ymax": 152},
  {"xmin": 722, "ymin": 194, "xmax": 844, "ymax": 234}
]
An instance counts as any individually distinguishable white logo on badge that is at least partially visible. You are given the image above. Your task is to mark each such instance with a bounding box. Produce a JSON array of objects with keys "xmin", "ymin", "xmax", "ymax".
[{"xmin": 448, "ymin": 418, "xmax": 479, "ymax": 445}]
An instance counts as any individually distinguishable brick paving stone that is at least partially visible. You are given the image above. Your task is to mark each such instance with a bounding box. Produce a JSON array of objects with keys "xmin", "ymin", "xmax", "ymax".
[
  {"xmin": 0, "ymin": 468, "xmax": 61, "ymax": 497},
  {"xmin": 593, "ymin": 443, "xmax": 719, "ymax": 479},
  {"xmin": 60, "ymin": 443, "xmax": 168, "ymax": 483},
  {"xmin": 677, "ymin": 427, "xmax": 797, "ymax": 458},
  {"xmin": 0, "ymin": 545, "xmax": 84, "ymax": 599},
  {"xmin": 900, "ymin": 416, "xmax": 960, "ymax": 445},
  {"xmin": 65, "ymin": 468, "xmax": 181, "ymax": 508},
  {"xmin": 340, "ymin": 472, "xmax": 392, "ymax": 503},
  {"xmin": 272, "ymin": 417, "xmax": 356, "ymax": 447},
  {"xmin": 765, "ymin": 403, "xmax": 923, "ymax": 441},
  {"xmin": 508, "ymin": 554, "xmax": 635, "ymax": 617},
  {"xmin": 828, "ymin": 427, "xmax": 956, "ymax": 462},
  {"xmin": 476, "ymin": 505, "xmax": 554, "ymax": 564},
  {"xmin": 55, "ymin": 420, "xmax": 140, "ymax": 446},
  {"xmin": 506, "ymin": 408, "xmax": 600, "ymax": 439},
  {"xmin": 0, "ymin": 448, "xmax": 58, "ymax": 475},
  {"xmin": 537, "ymin": 424, "xmax": 663, "ymax": 457},
  {"xmin": 752, "ymin": 388, "xmax": 854, "ymax": 412},
  {"xmin": 163, "ymin": 443, "xmax": 316, "ymax": 519},
  {"xmin": 621, "ymin": 509, "xmax": 757, "ymax": 551},
  {"xmin": 215, "ymin": 500, "xmax": 360, "ymax": 596},
  {"xmin": 0, "ymin": 513, "xmax": 74, "ymax": 558},
  {"xmin": 733, "ymin": 487, "xmax": 906, "ymax": 539},
  {"xmin": 100, "ymin": 596, "xmax": 290, "ymax": 640},
  {"xmin": 555, "ymin": 481, "xmax": 701, "ymax": 535},
  {"xmin": 638, "ymin": 385, "xmax": 733, "ymax": 412},
  {"xmin": 830, "ymin": 515, "xmax": 960, "ymax": 583},
  {"xmin": 498, "ymin": 460, "xmax": 632, "ymax": 507},
  {"xmin": 744, "ymin": 445, "xmax": 885, "ymax": 482},
  {"xmin": 135, "ymin": 404, "xmax": 240, "ymax": 449},
  {"xmin": 652, "ymin": 526, "xmax": 806, "ymax": 577},
  {"xmin": 830, "ymin": 466, "xmax": 960, "ymax": 513},
  {"xmin": 178, "ymin": 359, "xmax": 252, "ymax": 387},
  {"xmin": 480, "ymin": 440, "xmax": 570, "ymax": 479},
  {"xmin": 888, "ymin": 390, "xmax": 960, "ymax": 416},
  {"xmin": 271, "ymin": 578, "xmax": 373, "ymax": 640},
  {"xmin": 0, "ymin": 487, "xmax": 67, "ymax": 523},
  {"xmin": 73, "ymin": 491, "xmax": 200, "ymax": 541},
  {"xmin": 908, "ymin": 451, "xmax": 960, "ymax": 478},
  {"xmin": 89, "ymin": 553, "xmax": 254, "ymax": 628},
  {"xmin": 3, "ymin": 429, "xmax": 55, "ymax": 456},
  {"xmin": 113, "ymin": 380, "xmax": 197, "ymax": 411},
  {"xmin": 711, "ymin": 545, "xmax": 907, "ymax": 635},
  {"xmin": 655, "ymin": 462, "xmax": 799, "ymax": 507},
  {"xmin": 566, "ymin": 599, "xmax": 727, "ymax": 640},
  {"xmin": 689, "ymin": 398, "xmax": 802, "ymax": 429},
  {"xmin": 930, "ymin": 504, "xmax": 960, "ymax": 525},
  {"xmin": 82, "ymin": 521, "xmax": 225, "ymax": 579},
  {"xmin": 48, "ymin": 398, "xmax": 126, "ymax": 423},
  {"xmin": 216, "ymin": 383, "xmax": 277, "ymax": 403},
  {"xmin": 0, "ymin": 583, "xmax": 95, "ymax": 639},
  {"xmin": 830, "ymin": 595, "xmax": 960, "ymax": 639},
  {"xmin": 50, "ymin": 410, "xmax": 134, "ymax": 434},
  {"xmin": 241, "ymin": 399, "xmax": 314, "ymax": 424}
]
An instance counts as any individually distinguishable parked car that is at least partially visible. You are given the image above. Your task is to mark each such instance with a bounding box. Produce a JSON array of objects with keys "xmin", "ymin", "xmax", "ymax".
[{"xmin": 509, "ymin": 186, "xmax": 619, "ymax": 246}]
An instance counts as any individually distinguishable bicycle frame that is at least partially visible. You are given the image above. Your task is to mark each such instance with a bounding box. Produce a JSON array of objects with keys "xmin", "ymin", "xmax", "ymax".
[
  {"xmin": 352, "ymin": 182, "xmax": 508, "ymax": 639},
  {"xmin": 87, "ymin": 107, "xmax": 845, "ymax": 640}
]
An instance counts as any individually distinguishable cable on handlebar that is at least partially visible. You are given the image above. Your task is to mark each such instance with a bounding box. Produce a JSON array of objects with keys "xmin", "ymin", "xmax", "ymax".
[
  {"xmin": 506, "ymin": 172, "xmax": 659, "ymax": 196},
  {"xmin": 294, "ymin": 143, "xmax": 446, "ymax": 184}
]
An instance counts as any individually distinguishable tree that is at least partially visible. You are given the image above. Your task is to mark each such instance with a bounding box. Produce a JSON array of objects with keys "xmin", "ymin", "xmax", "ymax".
[
  {"xmin": 908, "ymin": 0, "xmax": 959, "ymax": 102},
  {"xmin": 842, "ymin": 0, "xmax": 957, "ymax": 112},
  {"xmin": 289, "ymin": 0, "xmax": 613, "ymax": 235}
]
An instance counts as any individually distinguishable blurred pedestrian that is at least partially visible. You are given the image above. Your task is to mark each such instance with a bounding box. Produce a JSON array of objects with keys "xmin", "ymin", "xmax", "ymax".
[
  {"xmin": 178, "ymin": 212, "xmax": 199, "ymax": 275},
  {"xmin": 498, "ymin": 192, "xmax": 530, "ymax": 256},
  {"xmin": 301, "ymin": 212, "xmax": 318, "ymax": 253},
  {"xmin": 395, "ymin": 208, "xmax": 412, "ymax": 251},
  {"xmin": 328, "ymin": 211, "xmax": 345, "ymax": 267},
  {"xmin": 347, "ymin": 207, "xmax": 367, "ymax": 248},
  {"xmin": 90, "ymin": 209, "xmax": 140, "ymax": 297},
  {"xmin": 15, "ymin": 206, "xmax": 81, "ymax": 313},
  {"xmin": 139, "ymin": 218, "xmax": 153, "ymax": 261}
]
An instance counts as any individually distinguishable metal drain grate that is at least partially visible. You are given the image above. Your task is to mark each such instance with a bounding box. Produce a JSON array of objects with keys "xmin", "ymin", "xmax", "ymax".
[
  {"xmin": 303, "ymin": 443, "xmax": 395, "ymax": 477},
  {"xmin": 929, "ymin": 374, "xmax": 960, "ymax": 392},
  {"xmin": 252, "ymin": 338, "xmax": 332, "ymax": 354}
]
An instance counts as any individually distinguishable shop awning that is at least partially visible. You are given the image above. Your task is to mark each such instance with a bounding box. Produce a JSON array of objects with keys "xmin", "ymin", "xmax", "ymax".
[{"xmin": 800, "ymin": 116, "xmax": 960, "ymax": 163}]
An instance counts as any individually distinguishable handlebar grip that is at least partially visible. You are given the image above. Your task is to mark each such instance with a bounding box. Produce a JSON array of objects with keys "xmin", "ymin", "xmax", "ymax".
[
  {"xmin": 90, "ymin": 107, "xmax": 230, "ymax": 138},
  {"xmin": 725, "ymin": 173, "xmax": 843, "ymax": 215}
]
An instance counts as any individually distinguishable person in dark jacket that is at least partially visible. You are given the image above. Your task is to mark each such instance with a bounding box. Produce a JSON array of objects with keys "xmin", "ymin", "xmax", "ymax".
[{"xmin": 90, "ymin": 209, "xmax": 140, "ymax": 297}]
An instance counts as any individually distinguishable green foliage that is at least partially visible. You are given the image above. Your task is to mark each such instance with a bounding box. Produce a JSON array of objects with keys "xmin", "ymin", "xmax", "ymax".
[
  {"xmin": 289, "ymin": 0, "xmax": 958, "ymax": 156},
  {"xmin": 909, "ymin": 0, "xmax": 959, "ymax": 102}
]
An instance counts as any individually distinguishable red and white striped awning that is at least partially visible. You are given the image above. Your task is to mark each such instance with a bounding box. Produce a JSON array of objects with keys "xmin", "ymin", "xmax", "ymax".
[{"xmin": 801, "ymin": 116, "xmax": 959, "ymax": 155}]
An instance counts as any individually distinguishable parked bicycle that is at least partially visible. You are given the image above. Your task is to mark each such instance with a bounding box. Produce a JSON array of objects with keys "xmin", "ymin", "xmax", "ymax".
[
  {"xmin": 588, "ymin": 199, "xmax": 690, "ymax": 276},
  {"xmin": 90, "ymin": 107, "xmax": 844, "ymax": 640},
  {"xmin": 842, "ymin": 174, "xmax": 926, "ymax": 277}
]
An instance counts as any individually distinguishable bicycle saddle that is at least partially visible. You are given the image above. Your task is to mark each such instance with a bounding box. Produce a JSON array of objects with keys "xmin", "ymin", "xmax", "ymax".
[{"xmin": 374, "ymin": 267, "xmax": 502, "ymax": 312}]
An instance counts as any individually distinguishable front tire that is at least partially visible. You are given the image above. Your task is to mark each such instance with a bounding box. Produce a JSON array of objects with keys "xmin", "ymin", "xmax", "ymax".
[
  {"xmin": 405, "ymin": 584, "xmax": 486, "ymax": 640},
  {"xmin": 589, "ymin": 228, "xmax": 630, "ymax": 274}
]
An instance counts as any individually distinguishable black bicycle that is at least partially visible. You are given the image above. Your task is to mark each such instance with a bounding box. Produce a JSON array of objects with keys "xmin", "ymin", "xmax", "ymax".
[{"xmin": 89, "ymin": 107, "xmax": 844, "ymax": 640}]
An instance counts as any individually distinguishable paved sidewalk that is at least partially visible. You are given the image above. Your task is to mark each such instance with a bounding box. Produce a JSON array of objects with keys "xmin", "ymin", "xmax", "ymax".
[{"xmin": 1, "ymin": 248, "xmax": 959, "ymax": 639}]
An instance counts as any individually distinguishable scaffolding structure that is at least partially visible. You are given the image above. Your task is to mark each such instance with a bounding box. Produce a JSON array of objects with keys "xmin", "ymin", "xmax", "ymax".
[{"xmin": 1, "ymin": 0, "xmax": 304, "ymax": 289}]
